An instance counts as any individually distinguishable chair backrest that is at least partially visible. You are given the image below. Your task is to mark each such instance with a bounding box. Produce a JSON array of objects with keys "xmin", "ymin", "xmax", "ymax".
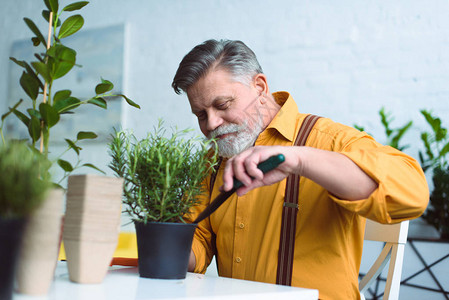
[{"xmin": 359, "ymin": 219, "xmax": 409, "ymax": 300}]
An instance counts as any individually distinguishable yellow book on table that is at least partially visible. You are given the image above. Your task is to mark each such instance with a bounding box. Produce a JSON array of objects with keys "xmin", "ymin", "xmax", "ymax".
[{"xmin": 59, "ymin": 232, "xmax": 138, "ymax": 266}]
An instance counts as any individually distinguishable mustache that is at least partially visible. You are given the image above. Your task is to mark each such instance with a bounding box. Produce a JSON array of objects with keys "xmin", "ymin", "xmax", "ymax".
[{"xmin": 208, "ymin": 123, "xmax": 245, "ymax": 139}]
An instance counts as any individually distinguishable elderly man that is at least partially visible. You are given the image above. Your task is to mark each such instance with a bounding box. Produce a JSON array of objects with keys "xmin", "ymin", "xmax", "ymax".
[{"xmin": 171, "ymin": 39, "xmax": 428, "ymax": 299}]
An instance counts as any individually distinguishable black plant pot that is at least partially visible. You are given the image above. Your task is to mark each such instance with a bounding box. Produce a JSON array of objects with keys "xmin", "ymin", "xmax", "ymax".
[
  {"xmin": 134, "ymin": 221, "xmax": 197, "ymax": 279},
  {"xmin": 0, "ymin": 217, "xmax": 27, "ymax": 300}
]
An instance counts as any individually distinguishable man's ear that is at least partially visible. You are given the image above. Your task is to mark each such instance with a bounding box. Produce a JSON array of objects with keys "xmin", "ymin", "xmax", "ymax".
[{"xmin": 253, "ymin": 73, "xmax": 269, "ymax": 95}]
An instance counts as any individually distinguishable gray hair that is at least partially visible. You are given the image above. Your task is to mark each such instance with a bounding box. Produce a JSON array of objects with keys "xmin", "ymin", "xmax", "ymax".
[{"xmin": 172, "ymin": 39, "xmax": 263, "ymax": 94}]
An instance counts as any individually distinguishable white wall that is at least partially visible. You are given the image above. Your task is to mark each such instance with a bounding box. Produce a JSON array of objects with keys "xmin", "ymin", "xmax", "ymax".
[{"xmin": 2, "ymin": 1, "xmax": 449, "ymax": 155}]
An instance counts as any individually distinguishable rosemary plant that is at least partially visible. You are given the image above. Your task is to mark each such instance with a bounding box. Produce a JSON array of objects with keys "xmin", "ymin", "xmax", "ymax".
[
  {"xmin": 108, "ymin": 121, "xmax": 218, "ymax": 223},
  {"xmin": 0, "ymin": 142, "xmax": 52, "ymax": 218}
]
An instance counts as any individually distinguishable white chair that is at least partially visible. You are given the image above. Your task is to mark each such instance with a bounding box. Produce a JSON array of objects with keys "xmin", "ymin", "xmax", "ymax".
[{"xmin": 359, "ymin": 219, "xmax": 409, "ymax": 300}]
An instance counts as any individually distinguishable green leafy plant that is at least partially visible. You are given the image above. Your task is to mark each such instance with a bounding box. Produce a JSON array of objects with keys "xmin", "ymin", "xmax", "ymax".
[
  {"xmin": 1, "ymin": 0, "xmax": 140, "ymax": 186},
  {"xmin": 419, "ymin": 110, "xmax": 449, "ymax": 172},
  {"xmin": 418, "ymin": 110, "xmax": 449, "ymax": 239},
  {"xmin": 354, "ymin": 107, "xmax": 413, "ymax": 151},
  {"xmin": 108, "ymin": 120, "xmax": 219, "ymax": 223},
  {"xmin": 424, "ymin": 167, "xmax": 449, "ymax": 239},
  {"xmin": 0, "ymin": 142, "xmax": 52, "ymax": 218}
]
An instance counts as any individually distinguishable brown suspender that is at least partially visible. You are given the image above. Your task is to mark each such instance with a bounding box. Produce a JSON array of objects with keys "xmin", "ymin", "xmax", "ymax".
[
  {"xmin": 208, "ymin": 114, "xmax": 321, "ymax": 286},
  {"xmin": 276, "ymin": 114, "xmax": 321, "ymax": 286}
]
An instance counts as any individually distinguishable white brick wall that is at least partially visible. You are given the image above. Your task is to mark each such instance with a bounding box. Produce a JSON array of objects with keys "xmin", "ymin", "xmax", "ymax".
[{"xmin": 1, "ymin": 0, "xmax": 448, "ymax": 153}]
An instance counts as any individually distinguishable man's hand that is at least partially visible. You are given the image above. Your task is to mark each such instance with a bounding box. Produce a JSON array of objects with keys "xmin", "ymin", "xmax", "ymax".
[
  {"xmin": 221, "ymin": 145, "xmax": 378, "ymax": 200},
  {"xmin": 221, "ymin": 146, "xmax": 293, "ymax": 196},
  {"xmin": 188, "ymin": 250, "xmax": 196, "ymax": 272}
]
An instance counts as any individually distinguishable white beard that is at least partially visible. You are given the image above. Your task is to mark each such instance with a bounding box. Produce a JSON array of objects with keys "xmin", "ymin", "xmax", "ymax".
[{"xmin": 209, "ymin": 115, "xmax": 264, "ymax": 158}]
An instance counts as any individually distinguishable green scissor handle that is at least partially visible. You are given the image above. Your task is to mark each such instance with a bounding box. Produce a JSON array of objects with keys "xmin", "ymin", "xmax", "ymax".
[{"xmin": 232, "ymin": 154, "xmax": 285, "ymax": 190}]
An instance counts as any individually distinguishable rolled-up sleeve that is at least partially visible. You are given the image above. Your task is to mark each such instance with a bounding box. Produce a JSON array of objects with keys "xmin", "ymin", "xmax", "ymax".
[{"xmin": 329, "ymin": 136, "xmax": 429, "ymax": 223}]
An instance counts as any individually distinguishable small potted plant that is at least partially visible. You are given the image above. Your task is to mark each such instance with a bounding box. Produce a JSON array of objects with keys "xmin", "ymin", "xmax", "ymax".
[
  {"xmin": 1, "ymin": 0, "xmax": 140, "ymax": 291},
  {"xmin": 0, "ymin": 142, "xmax": 51, "ymax": 300},
  {"xmin": 108, "ymin": 120, "xmax": 218, "ymax": 279},
  {"xmin": 419, "ymin": 110, "xmax": 449, "ymax": 240}
]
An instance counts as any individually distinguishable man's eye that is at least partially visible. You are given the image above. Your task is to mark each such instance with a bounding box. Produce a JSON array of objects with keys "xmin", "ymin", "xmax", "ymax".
[
  {"xmin": 196, "ymin": 113, "xmax": 207, "ymax": 121},
  {"xmin": 217, "ymin": 101, "xmax": 230, "ymax": 109}
]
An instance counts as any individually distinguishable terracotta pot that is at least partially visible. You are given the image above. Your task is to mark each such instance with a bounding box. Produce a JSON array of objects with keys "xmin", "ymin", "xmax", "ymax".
[
  {"xmin": 63, "ymin": 174, "xmax": 123, "ymax": 283},
  {"xmin": 15, "ymin": 188, "xmax": 64, "ymax": 295},
  {"xmin": 134, "ymin": 221, "xmax": 197, "ymax": 279},
  {"xmin": 0, "ymin": 217, "xmax": 26, "ymax": 300}
]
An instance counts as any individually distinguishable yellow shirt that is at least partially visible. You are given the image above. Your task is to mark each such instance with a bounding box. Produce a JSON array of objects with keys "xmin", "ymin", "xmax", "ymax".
[{"xmin": 187, "ymin": 91, "xmax": 429, "ymax": 300}]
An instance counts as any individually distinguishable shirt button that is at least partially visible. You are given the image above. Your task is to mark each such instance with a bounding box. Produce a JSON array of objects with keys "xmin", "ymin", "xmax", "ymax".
[
  {"xmin": 235, "ymin": 257, "xmax": 242, "ymax": 263},
  {"xmin": 239, "ymin": 223, "xmax": 245, "ymax": 229}
]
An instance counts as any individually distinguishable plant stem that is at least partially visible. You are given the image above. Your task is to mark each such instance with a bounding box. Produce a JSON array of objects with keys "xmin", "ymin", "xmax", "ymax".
[
  {"xmin": 0, "ymin": 126, "xmax": 5, "ymax": 145},
  {"xmin": 40, "ymin": 11, "xmax": 53, "ymax": 154}
]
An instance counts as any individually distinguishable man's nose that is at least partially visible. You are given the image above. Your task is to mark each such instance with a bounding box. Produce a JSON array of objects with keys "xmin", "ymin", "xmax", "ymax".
[{"xmin": 206, "ymin": 111, "xmax": 223, "ymax": 132}]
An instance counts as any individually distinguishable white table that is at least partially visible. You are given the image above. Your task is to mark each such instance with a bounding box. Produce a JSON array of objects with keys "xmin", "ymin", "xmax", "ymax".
[{"xmin": 13, "ymin": 262, "xmax": 318, "ymax": 300}]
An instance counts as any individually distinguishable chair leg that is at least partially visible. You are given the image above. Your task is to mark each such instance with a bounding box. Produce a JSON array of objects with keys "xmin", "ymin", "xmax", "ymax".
[
  {"xmin": 359, "ymin": 244, "xmax": 392, "ymax": 295},
  {"xmin": 383, "ymin": 244, "xmax": 405, "ymax": 300}
]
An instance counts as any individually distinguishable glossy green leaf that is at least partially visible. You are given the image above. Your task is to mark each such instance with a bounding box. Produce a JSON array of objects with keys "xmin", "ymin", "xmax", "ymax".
[
  {"xmin": 39, "ymin": 103, "xmax": 60, "ymax": 128},
  {"xmin": 63, "ymin": 1, "xmax": 89, "ymax": 11},
  {"xmin": 23, "ymin": 18, "xmax": 46, "ymax": 46},
  {"xmin": 440, "ymin": 142, "xmax": 449, "ymax": 159},
  {"xmin": 118, "ymin": 94, "xmax": 141, "ymax": 109},
  {"xmin": 421, "ymin": 110, "xmax": 446, "ymax": 142},
  {"xmin": 52, "ymin": 182, "xmax": 64, "ymax": 190},
  {"xmin": 44, "ymin": 0, "xmax": 52, "ymax": 11},
  {"xmin": 12, "ymin": 109, "xmax": 30, "ymax": 127},
  {"xmin": 53, "ymin": 96, "xmax": 81, "ymax": 113},
  {"xmin": 65, "ymin": 138, "xmax": 81, "ymax": 155},
  {"xmin": 77, "ymin": 131, "xmax": 97, "ymax": 140},
  {"xmin": 31, "ymin": 61, "xmax": 52, "ymax": 83},
  {"xmin": 42, "ymin": 10, "xmax": 61, "ymax": 27},
  {"xmin": 11, "ymin": 59, "xmax": 45, "ymax": 90},
  {"xmin": 32, "ymin": 37, "xmax": 41, "ymax": 47},
  {"xmin": 2, "ymin": 99, "xmax": 23, "ymax": 122},
  {"xmin": 82, "ymin": 163, "xmax": 105, "ymax": 174},
  {"xmin": 27, "ymin": 108, "xmax": 41, "ymax": 120},
  {"xmin": 57, "ymin": 159, "xmax": 73, "ymax": 172},
  {"xmin": 28, "ymin": 67, "xmax": 45, "ymax": 91},
  {"xmin": 87, "ymin": 98, "xmax": 107, "ymax": 109},
  {"xmin": 19, "ymin": 71, "xmax": 39, "ymax": 100},
  {"xmin": 52, "ymin": 45, "xmax": 77, "ymax": 79},
  {"xmin": 420, "ymin": 132, "xmax": 434, "ymax": 161},
  {"xmin": 46, "ymin": 44, "xmax": 57, "ymax": 58},
  {"xmin": 53, "ymin": 90, "xmax": 72, "ymax": 103},
  {"xmin": 58, "ymin": 15, "xmax": 84, "ymax": 39},
  {"xmin": 421, "ymin": 110, "xmax": 438, "ymax": 133},
  {"xmin": 48, "ymin": 0, "xmax": 59, "ymax": 13},
  {"xmin": 34, "ymin": 53, "xmax": 45, "ymax": 63},
  {"xmin": 436, "ymin": 127, "xmax": 447, "ymax": 142},
  {"xmin": 28, "ymin": 115, "xmax": 41, "ymax": 142},
  {"xmin": 9, "ymin": 57, "xmax": 27, "ymax": 68},
  {"xmin": 95, "ymin": 80, "xmax": 113, "ymax": 95}
]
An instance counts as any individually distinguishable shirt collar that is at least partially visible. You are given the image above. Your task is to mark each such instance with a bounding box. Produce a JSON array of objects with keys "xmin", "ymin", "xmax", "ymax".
[{"xmin": 262, "ymin": 91, "xmax": 299, "ymax": 142}]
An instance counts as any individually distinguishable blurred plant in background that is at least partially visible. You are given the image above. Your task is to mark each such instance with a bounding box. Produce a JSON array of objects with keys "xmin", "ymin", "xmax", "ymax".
[
  {"xmin": 0, "ymin": 142, "xmax": 52, "ymax": 218},
  {"xmin": 418, "ymin": 110, "xmax": 449, "ymax": 239},
  {"xmin": 354, "ymin": 107, "xmax": 413, "ymax": 151}
]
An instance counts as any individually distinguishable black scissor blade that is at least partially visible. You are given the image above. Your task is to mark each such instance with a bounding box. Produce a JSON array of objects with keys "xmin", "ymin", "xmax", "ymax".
[
  {"xmin": 193, "ymin": 188, "xmax": 236, "ymax": 224},
  {"xmin": 193, "ymin": 154, "xmax": 285, "ymax": 224}
]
